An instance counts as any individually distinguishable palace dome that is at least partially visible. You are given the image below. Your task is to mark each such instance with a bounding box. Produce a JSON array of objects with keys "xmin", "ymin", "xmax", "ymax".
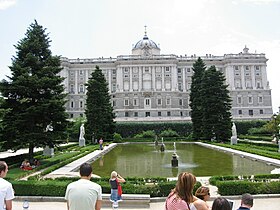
[
  {"xmin": 133, "ymin": 34, "xmax": 160, "ymax": 50},
  {"xmin": 132, "ymin": 29, "xmax": 160, "ymax": 56}
]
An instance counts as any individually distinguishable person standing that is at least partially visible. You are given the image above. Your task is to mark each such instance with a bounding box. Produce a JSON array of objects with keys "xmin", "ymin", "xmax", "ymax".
[
  {"xmin": 99, "ymin": 138, "xmax": 103, "ymax": 150},
  {"xmin": 0, "ymin": 161, "xmax": 15, "ymax": 210},
  {"xmin": 65, "ymin": 163, "xmax": 102, "ymax": 210},
  {"xmin": 237, "ymin": 193, "xmax": 253, "ymax": 210},
  {"xmin": 109, "ymin": 171, "xmax": 126, "ymax": 202}
]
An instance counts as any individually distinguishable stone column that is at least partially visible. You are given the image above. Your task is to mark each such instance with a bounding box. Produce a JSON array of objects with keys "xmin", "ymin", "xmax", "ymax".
[
  {"xmin": 171, "ymin": 66, "xmax": 177, "ymax": 91},
  {"xmin": 161, "ymin": 67, "xmax": 165, "ymax": 91},
  {"xmin": 129, "ymin": 67, "xmax": 133, "ymax": 92},
  {"xmin": 182, "ymin": 68, "xmax": 186, "ymax": 92},
  {"xmin": 240, "ymin": 66, "xmax": 245, "ymax": 89}
]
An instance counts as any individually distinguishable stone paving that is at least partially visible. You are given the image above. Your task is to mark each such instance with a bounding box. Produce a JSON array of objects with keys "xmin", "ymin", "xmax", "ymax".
[
  {"xmin": 11, "ymin": 196, "xmax": 280, "ymax": 210},
  {"xmin": 45, "ymin": 143, "xmax": 117, "ymax": 178}
]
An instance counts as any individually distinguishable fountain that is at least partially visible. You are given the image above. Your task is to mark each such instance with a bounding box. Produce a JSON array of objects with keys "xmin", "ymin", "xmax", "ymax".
[
  {"xmin": 231, "ymin": 122, "xmax": 238, "ymax": 145},
  {"xmin": 171, "ymin": 142, "xmax": 178, "ymax": 167},
  {"xmin": 160, "ymin": 137, "xmax": 165, "ymax": 152},
  {"xmin": 154, "ymin": 135, "xmax": 159, "ymax": 146}
]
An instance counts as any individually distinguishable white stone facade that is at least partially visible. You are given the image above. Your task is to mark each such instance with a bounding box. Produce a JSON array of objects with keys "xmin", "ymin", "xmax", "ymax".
[{"xmin": 60, "ymin": 33, "xmax": 273, "ymax": 122}]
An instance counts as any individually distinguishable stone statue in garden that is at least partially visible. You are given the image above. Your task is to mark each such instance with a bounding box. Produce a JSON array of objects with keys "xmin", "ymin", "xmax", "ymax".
[
  {"xmin": 231, "ymin": 122, "xmax": 237, "ymax": 145},
  {"xmin": 79, "ymin": 124, "xmax": 86, "ymax": 146}
]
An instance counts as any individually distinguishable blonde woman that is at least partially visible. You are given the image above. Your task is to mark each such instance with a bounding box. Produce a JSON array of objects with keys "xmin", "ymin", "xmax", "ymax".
[
  {"xmin": 195, "ymin": 186, "xmax": 211, "ymax": 209},
  {"xmin": 109, "ymin": 171, "xmax": 125, "ymax": 202}
]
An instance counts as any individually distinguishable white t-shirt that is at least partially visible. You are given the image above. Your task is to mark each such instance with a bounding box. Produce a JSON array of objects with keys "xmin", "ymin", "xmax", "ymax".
[
  {"xmin": 189, "ymin": 203, "xmax": 198, "ymax": 210},
  {"xmin": 0, "ymin": 178, "xmax": 15, "ymax": 210},
  {"xmin": 65, "ymin": 179, "xmax": 102, "ymax": 210}
]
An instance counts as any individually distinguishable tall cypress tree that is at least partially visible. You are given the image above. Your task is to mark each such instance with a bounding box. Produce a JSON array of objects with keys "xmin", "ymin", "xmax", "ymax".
[
  {"xmin": 201, "ymin": 66, "xmax": 232, "ymax": 141},
  {"xmin": 190, "ymin": 57, "xmax": 206, "ymax": 140},
  {"xmin": 85, "ymin": 66, "xmax": 115, "ymax": 142},
  {"xmin": 0, "ymin": 20, "xmax": 68, "ymax": 159}
]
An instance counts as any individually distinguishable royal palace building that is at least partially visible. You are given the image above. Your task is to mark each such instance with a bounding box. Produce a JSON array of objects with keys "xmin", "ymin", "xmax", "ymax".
[{"xmin": 59, "ymin": 31, "xmax": 273, "ymax": 122}]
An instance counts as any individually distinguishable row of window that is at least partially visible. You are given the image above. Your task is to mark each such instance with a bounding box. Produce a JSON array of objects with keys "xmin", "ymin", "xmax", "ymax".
[
  {"xmin": 69, "ymin": 65, "xmax": 260, "ymax": 79},
  {"xmin": 237, "ymin": 96, "xmax": 263, "ymax": 104},
  {"xmin": 234, "ymin": 71, "xmax": 262, "ymax": 76},
  {"xmin": 110, "ymin": 82, "xmax": 191, "ymax": 93},
  {"xmin": 238, "ymin": 109, "xmax": 264, "ymax": 115},
  {"xmin": 119, "ymin": 98, "xmax": 184, "ymax": 107},
  {"xmin": 68, "ymin": 109, "xmax": 265, "ymax": 119},
  {"xmin": 69, "ymin": 100, "xmax": 84, "ymax": 109},
  {"xmin": 123, "ymin": 73, "xmax": 172, "ymax": 78},
  {"xmin": 234, "ymin": 65, "xmax": 261, "ymax": 71},
  {"xmin": 235, "ymin": 80, "xmax": 263, "ymax": 89},
  {"xmin": 68, "ymin": 95, "xmax": 263, "ymax": 108},
  {"xmin": 123, "ymin": 66, "xmax": 172, "ymax": 74},
  {"xmin": 124, "ymin": 111, "xmax": 184, "ymax": 117},
  {"xmin": 69, "ymin": 84, "xmax": 85, "ymax": 93}
]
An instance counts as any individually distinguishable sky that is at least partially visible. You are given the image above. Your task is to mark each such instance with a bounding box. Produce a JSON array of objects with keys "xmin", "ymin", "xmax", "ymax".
[{"xmin": 0, "ymin": 0, "xmax": 279, "ymax": 113}]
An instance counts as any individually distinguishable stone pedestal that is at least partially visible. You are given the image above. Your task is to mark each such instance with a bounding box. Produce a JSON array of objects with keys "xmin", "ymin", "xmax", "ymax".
[
  {"xmin": 79, "ymin": 138, "xmax": 86, "ymax": 147},
  {"xmin": 43, "ymin": 146, "xmax": 54, "ymax": 156},
  {"xmin": 160, "ymin": 144, "xmax": 165, "ymax": 152},
  {"xmin": 231, "ymin": 136, "xmax": 237, "ymax": 145},
  {"xmin": 171, "ymin": 153, "xmax": 178, "ymax": 167}
]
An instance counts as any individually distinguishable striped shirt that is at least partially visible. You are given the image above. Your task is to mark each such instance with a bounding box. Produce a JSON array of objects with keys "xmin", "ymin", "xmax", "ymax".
[{"xmin": 165, "ymin": 193, "xmax": 190, "ymax": 210}]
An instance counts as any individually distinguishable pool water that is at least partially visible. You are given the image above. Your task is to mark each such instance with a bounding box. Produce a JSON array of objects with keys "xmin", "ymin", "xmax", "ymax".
[{"xmin": 91, "ymin": 143, "xmax": 276, "ymax": 177}]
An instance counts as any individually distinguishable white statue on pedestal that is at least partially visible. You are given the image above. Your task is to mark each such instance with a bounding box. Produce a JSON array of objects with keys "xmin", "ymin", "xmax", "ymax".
[
  {"xmin": 231, "ymin": 122, "xmax": 238, "ymax": 145},
  {"xmin": 79, "ymin": 124, "xmax": 86, "ymax": 146}
]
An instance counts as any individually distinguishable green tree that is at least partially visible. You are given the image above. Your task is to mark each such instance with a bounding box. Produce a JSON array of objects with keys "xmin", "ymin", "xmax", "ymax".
[
  {"xmin": 201, "ymin": 66, "xmax": 232, "ymax": 141},
  {"xmin": 264, "ymin": 114, "xmax": 280, "ymax": 136},
  {"xmin": 190, "ymin": 57, "xmax": 206, "ymax": 140},
  {"xmin": 0, "ymin": 20, "xmax": 68, "ymax": 159},
  {"xmin": 85, "ymin": 66, "xmax": 115, "ymax": 142}
]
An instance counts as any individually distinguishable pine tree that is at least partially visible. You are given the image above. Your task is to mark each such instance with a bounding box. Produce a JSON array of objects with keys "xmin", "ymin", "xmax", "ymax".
[
  {"xmin": 85, "ymin": 66, "xmax": 115, "ymax": 142},
  {"xmin": 201, "ymin": 66, "xmax": 232, "ymax": 141},
  {"xmin": 0, "ymin": 20, "xmax": 68, "ymax": 159},
  {"xmin": 190, "ymin": 57, "xmax": 206, "ymax": 139}
]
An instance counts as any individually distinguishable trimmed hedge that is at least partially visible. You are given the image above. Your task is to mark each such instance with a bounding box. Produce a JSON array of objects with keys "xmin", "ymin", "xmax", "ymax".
[
  {"xmin": 12, "ymin": 180, "xmax": 70, "ymax": 196},
  {"xmin": 209, "ymin": 174, "xmax": 280, "ymax": 195},
  {"xmin": 234, "ymin": 120, "xmax": 267, "ymax": 135},
  {"xmin": 114, "ymin": 120, "xmax": 268, "ymax": 138},
  {"xmin": 239, "ymin": 135, "xmax": 272, "ymax": 141},
  {"xmin": 216, "ymin": 181, "xmax": 280, "ymax": 195},
  {"xmin": 209, "ymin": 174, "xmax": 280, "ymax": 185},
  {"xmin": 115, "ymin": 122, "xmax": 192, "ymax": 138},
  {"xmin": 11, "ymin": 178, "xmax": 201, "ymax": 197}
]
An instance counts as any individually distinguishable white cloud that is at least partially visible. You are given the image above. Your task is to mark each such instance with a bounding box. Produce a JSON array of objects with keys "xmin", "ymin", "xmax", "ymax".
[{"xmin": 0, "ymin": 0, "xmax": 16, "ymax": 10}]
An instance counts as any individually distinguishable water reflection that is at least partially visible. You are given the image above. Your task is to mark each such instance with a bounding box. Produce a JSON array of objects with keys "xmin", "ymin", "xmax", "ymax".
[{"xmin": 91, "ymin": 143, "xmax": 276, "ymax": 177}]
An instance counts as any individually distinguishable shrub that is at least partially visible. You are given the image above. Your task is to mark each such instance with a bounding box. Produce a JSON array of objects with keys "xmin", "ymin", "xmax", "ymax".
[
  {"xmin": 11, "ymin": 178, "xmax": 202, "ymax": 197},
  {"xmin": 248, "ymin": 127, "xmax": 272, "ymax": 135},
  {"xmin": 12, "ymin": 180, "xmax": 70, "ymax": 196},
  {"xmin": 113, "ymin": 133, "xmax": 123, "ymax": 143},
  {"xmin": 234, "ymin": 120, "xmax": 267, "ymax": 135},
  {"xmin": 134, "ymin": 130, "xmax": 156, "ymax": 138},
  {"xmin": 160, "ymin": 129, "xmax": 179, "ymax": 137},
  {"xmin": 216, "ymin": 180, "xmax": 280, "ymax": 195},
  {"xmin": 116, "ymin": 122, "xmax": 192, "ymax": 138}
]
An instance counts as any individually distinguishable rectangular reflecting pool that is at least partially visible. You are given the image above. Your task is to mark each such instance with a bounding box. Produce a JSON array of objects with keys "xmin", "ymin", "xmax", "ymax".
[{"xmin": 91, "ymin": 143, "xmax": 277, "ymax": 177}]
